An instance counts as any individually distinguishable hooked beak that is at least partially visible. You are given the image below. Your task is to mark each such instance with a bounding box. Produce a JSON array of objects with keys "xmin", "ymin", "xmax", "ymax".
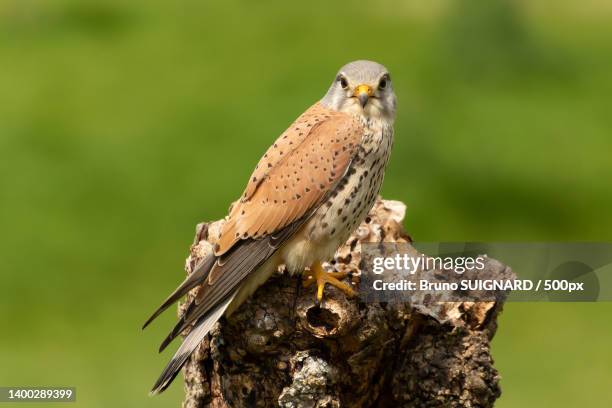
[{"xmin": 353, "ymin": 84, "xmax": 373, "ymax": 108}]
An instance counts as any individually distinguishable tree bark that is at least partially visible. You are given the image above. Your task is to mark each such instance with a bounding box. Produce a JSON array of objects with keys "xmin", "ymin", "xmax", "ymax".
[{"xmin": 179, "ymin": 198, "xmax": 508, "ymax": 408}]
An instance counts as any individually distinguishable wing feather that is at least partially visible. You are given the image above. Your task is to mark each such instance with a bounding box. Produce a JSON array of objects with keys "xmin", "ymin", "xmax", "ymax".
[
  {"xmin": 216, "ymin": 103, "xmax": 363, "ymax": 255},
  {"xmin": 158, "ymin": 216, "xmax": 310, "ymax": 352},
  {"xmin": 150, "ymin": 291, "xmax": 236, "ymax": 395},
  {"xmin": 142, "ymin": 255, "xmax": 215, "ymax": 329}
]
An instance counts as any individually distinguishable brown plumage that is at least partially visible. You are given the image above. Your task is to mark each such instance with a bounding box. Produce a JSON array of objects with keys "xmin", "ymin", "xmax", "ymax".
[
  {"xmin": 215, "ymin": 103, "xmax": 362, "ymax": 256},
  {"xmin": 144, "ymin": 60, "xmax": 397, "ymax": 395}
]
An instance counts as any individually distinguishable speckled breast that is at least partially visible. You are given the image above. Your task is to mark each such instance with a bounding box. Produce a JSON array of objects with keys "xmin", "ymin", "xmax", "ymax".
[{"xmin": 305, "ymin": 118, "xmax": 394, "ymax": 254}]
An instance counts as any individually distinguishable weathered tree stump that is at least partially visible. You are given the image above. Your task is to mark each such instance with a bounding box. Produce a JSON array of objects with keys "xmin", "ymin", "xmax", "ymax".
[{"xmin": 179, "ymin": 198, "xmax": 507, "ymax": 407}]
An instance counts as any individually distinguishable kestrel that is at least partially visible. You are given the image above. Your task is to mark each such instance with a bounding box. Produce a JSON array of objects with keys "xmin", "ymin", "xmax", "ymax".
[{"xmin": 144, "ymin": 60, "xmax": 396, "ymax": 394}]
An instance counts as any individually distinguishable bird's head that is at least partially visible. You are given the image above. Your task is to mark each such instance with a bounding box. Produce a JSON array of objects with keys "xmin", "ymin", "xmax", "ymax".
[{"xmin": 321, "ymin": 60, "xmax": 396, "ymax": 122}]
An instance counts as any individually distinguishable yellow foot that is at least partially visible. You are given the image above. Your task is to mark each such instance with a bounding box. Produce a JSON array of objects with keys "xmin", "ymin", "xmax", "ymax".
[{"xmin": 303, "ymin": 262, "xmax": 356, "ymax": 304}]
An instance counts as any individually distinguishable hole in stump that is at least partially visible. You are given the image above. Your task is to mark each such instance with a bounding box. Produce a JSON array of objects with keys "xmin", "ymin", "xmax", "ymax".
[{"xmin": 306, "ymin": 307, "xmax": 339, "ymax": 331}]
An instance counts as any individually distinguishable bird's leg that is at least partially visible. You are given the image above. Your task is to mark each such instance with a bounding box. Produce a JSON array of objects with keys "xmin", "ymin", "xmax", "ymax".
[{"xmin": 303, "ymin": 261, "xmax": 356, "ymax": 304}]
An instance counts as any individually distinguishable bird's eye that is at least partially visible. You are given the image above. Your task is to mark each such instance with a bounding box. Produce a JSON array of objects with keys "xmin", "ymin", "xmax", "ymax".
[
  {"xmin": 337, "ymin": 75, "xmax": 348, "ymax": 89},
  {"xmin": 379, "ymin": 74, "xmax": 390, "ymax": 90}
]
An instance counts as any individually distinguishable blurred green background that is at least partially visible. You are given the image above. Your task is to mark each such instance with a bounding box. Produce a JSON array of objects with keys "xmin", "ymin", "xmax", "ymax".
[{"xmin": 1, "ymin": 0, "xmax": 611, "ymax": 406}]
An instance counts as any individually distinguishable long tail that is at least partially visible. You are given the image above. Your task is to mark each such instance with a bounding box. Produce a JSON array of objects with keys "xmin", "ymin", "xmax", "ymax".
[
  {"xmin": 145, "ymin": 216, "xmax": 311, "ymax": 394},
  {"xmin": 149, "ymin": 291, "xmax": 237, "ymax": 395}
]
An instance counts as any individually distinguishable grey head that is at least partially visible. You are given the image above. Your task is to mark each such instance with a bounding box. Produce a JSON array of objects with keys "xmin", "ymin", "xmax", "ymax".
[{"xmin": 321, "ymin": 60, "xmax": 396, "ymax": 121}]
